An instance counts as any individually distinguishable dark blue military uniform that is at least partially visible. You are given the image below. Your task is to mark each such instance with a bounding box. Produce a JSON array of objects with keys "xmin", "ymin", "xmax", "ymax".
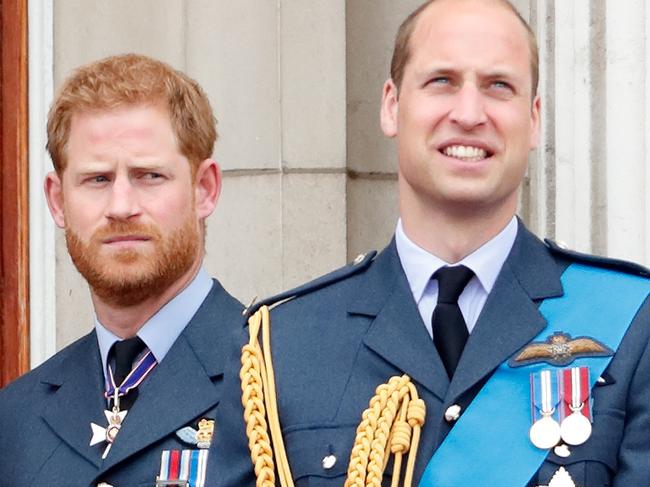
[
  {"xmin": 0, "ymin": 280, "xmax": 242, "ymax": 486},
  {"xmin": 212, "ymin": 223, "xmax": 650, "ymax": 486}
]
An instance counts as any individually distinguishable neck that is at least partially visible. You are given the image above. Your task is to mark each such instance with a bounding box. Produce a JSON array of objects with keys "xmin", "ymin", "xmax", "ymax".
[
  {"xmin": 399, "ymin": 194, "xmax": 516, "ymax": 264},
  {"xmin": 91, "ymin": 258, "xmax": 202, "ymax": 338}
]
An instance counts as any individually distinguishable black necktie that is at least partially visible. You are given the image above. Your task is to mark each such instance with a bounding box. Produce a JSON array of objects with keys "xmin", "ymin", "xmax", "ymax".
[
  {"xmin": 431, "ymin": 266, "xmax": 474, "ymax": 378},
  {"xmin": 109, "ymin": 336, "xmax": 146, "ymax": 410}
]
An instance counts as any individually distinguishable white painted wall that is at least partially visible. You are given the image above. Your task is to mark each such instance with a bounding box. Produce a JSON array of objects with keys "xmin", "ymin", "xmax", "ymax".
[{"xmin": 27, "ymin": 1, "xmax": 650, "ymax": 356}]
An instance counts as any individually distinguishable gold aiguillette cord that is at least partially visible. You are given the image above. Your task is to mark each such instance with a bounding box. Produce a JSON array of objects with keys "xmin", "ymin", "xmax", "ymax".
[{"xmin": 240, "ymin": 305, "xmax": 426, "ymax": 487}]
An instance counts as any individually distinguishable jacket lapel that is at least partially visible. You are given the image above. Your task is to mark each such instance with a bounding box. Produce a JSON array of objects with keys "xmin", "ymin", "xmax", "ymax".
[
  {"xmin": 352, "ymin": 241, "xmax": 450, "ymax": 401},
  {"xmin": 40, "ymin": 332, "xmax": 106, "ymax": 469},
  {"xmin": 448, "ymin": 224, "xmax": 565, "ymax": 400},
  {"xmin": 98, "ymin": 281, "xmax": 239, "ymax": 472}
]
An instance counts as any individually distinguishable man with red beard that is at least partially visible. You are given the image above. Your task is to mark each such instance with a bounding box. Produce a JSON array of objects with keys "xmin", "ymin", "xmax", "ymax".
[{"xmin": 0, "ymin": 54, "xmax": 243, "ymax": 486}]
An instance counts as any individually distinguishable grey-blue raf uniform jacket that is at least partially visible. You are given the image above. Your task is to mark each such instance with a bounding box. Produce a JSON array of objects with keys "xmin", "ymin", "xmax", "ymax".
[
  {"xmin": 212, "ymin": 223, "xmax": 650, "ymax": 486},
  {"xmin": 0, "ymin": 280, "xmax": 242, "ymax": 487}
]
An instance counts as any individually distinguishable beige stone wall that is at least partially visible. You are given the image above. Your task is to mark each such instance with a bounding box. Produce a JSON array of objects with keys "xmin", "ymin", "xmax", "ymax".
[{"xmin": 47, "ymin": 0, "xmax": 650, "ymax": 350}]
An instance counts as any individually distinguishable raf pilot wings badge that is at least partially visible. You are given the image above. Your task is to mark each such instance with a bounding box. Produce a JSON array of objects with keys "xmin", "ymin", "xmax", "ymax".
[{"xmin": 509, "ymin": 331, "xmax": 614, "ymax": 367}]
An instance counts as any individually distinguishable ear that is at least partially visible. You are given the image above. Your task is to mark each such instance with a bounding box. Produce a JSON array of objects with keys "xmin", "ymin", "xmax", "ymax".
[
  {"xmin": 194, "ymin": 158, "xmax": 221, "ymax": 219},
  {"xmin": 44, "ymin": 171, "xmax": 66, "ymax": 228},
  {"xmin": 380, "ymin": 79, "xmax": 399, "ymax": 138},
  {"xmin": 529, "ymin": 95, "xmax": 541, "ymax": 149}
]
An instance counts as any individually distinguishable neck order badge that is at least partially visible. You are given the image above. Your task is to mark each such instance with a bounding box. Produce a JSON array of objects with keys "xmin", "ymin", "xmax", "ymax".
[
  {"xmin": 419, "ymin": 264, "xmax": 650, "ymax": 486},
  {"xmin": 90, "ymin": 347, "xmax": 158, "ymax": 458}
]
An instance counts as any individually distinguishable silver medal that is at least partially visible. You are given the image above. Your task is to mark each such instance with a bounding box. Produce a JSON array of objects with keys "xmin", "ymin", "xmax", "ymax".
[
  {"xmin": 529, "ymin": 414, "xmax": 562, "ymax": 449},
  {"xmin": 560, "ymin": 411, "xmax": 592, "ymax": 445}
]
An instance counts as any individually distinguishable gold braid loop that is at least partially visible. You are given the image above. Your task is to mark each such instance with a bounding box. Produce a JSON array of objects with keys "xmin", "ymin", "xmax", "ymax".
[
  {"xmin": 402, "ymin": 385, "xmax": 424, "ymax": 487},
  {"xmin": 367, "ymin": 377, "xmax": 410, "ymax": 486},
  {"xmin": 240, "ymin": 306, "xmax": 295, "ymax": 487},
  {"xmin": 345, "ymin": 375, "xmax": 426, "ymax": 487},
  {"xmin": 241, "ymin": 317, "xmax": 276, "ymax": 487},
  {"xmin": 390, "ymin": 420, "xmax": 412, "ymax": 454},
  {"xmin": 407, "ymin": 398, "xmax": 425, "ymax": 428},
  {"xmin": 346, "ymin": 378, "xmax": 399, "ymax": 487}
]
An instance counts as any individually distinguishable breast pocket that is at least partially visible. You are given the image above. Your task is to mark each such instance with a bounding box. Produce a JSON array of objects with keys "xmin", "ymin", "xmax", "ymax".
[
  {"xmin": 534, "ymin": 409, "xmax": 624, "ymax": 486},
  {"xmin": 284, "ymin": 425, "xmax": 358, "ymax": 487}
]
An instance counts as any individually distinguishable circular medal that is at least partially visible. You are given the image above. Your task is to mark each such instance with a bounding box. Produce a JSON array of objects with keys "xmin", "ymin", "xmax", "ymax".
[
  {"xmin": 560, "ymin": 411, "xmax": 592, "ymax": 445},
  {"xmin": 529, "ymin": 415, "xmax": 562, "ymax": 449}
]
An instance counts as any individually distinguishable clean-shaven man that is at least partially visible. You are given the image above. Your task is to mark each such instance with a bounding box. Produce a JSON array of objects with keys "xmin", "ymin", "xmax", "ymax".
[{"xmin": 213, "ymin": 1, "xmax": 650, "ymax": 486}]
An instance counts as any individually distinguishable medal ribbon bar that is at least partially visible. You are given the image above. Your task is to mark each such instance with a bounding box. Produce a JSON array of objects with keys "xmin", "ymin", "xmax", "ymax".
[
  {"xmin": 157, "ymin": 449, "xmax": 208, "ymax": 487},
  {"xmin": 561, "ymin": 367, "xmax": 591, "ymax": 420}
]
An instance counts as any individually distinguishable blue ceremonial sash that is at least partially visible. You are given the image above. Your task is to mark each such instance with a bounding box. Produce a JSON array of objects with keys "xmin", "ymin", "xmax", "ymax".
[{"xmin": 420, "ymin": 263, "xmax": 650, "ymax": 486}]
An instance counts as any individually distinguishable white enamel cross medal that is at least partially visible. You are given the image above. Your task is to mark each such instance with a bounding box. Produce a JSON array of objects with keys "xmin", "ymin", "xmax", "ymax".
[{"xmin": 90, "ymin": 391, "xmax": 128, "ymax": 459}]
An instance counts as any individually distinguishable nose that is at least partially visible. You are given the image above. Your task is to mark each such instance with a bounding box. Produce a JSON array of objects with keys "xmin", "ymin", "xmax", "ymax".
[
  {"xmin": 449, "ymin": 83, "xmax": 488, "ymax": 130},
  {"xmin": 105, "ymin": 175, "xmax": 141, "ymax": 220}
]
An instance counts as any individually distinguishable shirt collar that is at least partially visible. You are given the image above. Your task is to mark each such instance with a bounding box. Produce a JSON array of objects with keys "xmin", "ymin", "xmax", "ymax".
[
  {"xmin": 395, "ymin": 216, "xmax": 518, "ymax": 303},
  {"xmin": 95, "ymin": 266, "xmax": 213, "ymax": 376}
]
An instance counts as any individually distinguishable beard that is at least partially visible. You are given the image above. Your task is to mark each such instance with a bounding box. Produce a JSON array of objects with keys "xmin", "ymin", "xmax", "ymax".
[{"xmin": 66, "ymin": 216, "xmax": 200, "ymax": 307}]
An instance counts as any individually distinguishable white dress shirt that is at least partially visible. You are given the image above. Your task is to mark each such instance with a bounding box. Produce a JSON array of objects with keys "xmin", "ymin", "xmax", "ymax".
[{"xmin": 395, "ymin": 217, "xmax": 518, "ymax": 338}]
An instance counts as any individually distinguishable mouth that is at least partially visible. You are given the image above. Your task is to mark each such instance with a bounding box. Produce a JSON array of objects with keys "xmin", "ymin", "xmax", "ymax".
[
  {"xmin": 102, "ymin": 235, "xmax": 151, "ymax": 245},
  {"xmin": 439, "ymin": 143, "xmax": 493, "ymax": 162}
]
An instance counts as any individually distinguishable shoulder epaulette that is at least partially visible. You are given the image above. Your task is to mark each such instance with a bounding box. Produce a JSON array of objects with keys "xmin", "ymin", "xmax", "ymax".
[
  {"xmin": 243, "ymin": 250, "xmax": 378, "ymax": 317},
  {"xmin": 545, "ymin": 239, "xmax": 650, "ymax": 278}
]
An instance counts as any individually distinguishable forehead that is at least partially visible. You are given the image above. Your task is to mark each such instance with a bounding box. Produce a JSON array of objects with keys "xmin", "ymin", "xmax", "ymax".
[
  {"xmin": 408, "ymin": 0, "xmax": 532, "ymax": 75},
  {"xmin": 68, "ymin": 104, "xmax": 175, "ymax": 147}
]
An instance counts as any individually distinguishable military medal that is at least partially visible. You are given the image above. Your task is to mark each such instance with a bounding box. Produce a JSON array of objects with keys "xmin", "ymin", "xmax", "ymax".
[
  {"xmin": 90, "ymin": 390, "xmax": 128, "ymax": 459},
  {"xmin": 530, "ymin": 370, "xmax": 562, "ymax": 449},
  {"xmin": 560, "ymin": 367, "xmax": 592, "ymax": 445},
  {"xmin": 89, "ymin": 350, "xmax": 158, "ymax": 458}
]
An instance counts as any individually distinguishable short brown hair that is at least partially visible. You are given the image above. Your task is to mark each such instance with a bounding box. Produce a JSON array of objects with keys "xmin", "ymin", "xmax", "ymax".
[
  {"xmin": 47, "ymin": 53, "xmax": 217, "ymax": 174},
  {"xmin": 390, "ymin": 0, "xmax": 539, "ymax": 97}
]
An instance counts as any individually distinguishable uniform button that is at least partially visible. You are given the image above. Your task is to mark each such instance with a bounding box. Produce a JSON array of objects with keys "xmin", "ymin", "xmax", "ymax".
[
  {"xmin": 444, "ymin": 404, "xmax": 462, "ymax": 422},
  {"xmin": 352, "ymin": 253, "xmax": 366, "ymax": 265},
  {"xmin": 554, "ymin": 444, "xmax": 571, "ymax": 458},
  {"xmin": 556, "ymin": 240, "xmax": 569, "ymax": 250},
  {"xmin": 241, "ymin": 296, "xmax": 258, "ymax": 316},
  {"xmin": 322, "ymin": 454, "xmax": 337, "ymax": 470}
]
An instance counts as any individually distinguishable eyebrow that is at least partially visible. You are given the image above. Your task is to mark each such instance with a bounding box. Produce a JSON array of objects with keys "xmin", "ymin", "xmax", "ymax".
[{"xmin": 72, "ymin": 159, "xmax": 171, "ymax": 176}]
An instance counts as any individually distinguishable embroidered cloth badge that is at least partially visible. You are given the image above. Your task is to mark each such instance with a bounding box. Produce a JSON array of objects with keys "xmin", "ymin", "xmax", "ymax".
[{"xmin": 509, "ymin": 332, "xmax": 613, "ymax": 367}]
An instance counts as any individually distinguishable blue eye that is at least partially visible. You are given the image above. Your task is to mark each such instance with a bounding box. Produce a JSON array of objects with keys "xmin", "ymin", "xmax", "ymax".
[
  {"xmin": 491, "ymin": 80, "xmax": 512, "ymax": 90},
  {"xmin": 430, "ymin": 77, "xmax": 450, "ymax": 85}
]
